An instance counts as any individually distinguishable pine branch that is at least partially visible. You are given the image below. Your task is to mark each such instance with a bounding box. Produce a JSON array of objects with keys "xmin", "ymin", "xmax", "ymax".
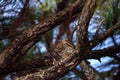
[{"xmin": 0, "ymin": 0, "xmax": 86, "ymax": 70}]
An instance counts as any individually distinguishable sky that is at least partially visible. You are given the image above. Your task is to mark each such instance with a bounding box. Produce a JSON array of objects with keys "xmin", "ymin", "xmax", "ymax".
[{"xmin": 1, "ymin": 0, "xmax": 120, "ymax": 79}]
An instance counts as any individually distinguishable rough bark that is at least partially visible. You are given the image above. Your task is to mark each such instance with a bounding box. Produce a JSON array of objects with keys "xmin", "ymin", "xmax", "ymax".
[
  {"xmin": 0, "ymin": 56, "xmax": 53, "ymax": 76},
  {"xmin": 0, "ymin": 0, "xmax": 86, "ymax": 70},
  {"xmin": 0, "ymin": 0, "xmax": 120, "ymax": 79},
  {"xmin": 16, "ymin": 0, "xmax": 98, "ymax": 79},
  {"xmin": 90, "ymin": 22, "xmax": 120, "ymax": 49},
  {"xmin": 16, "ymin": 40, "xmax": 80, "ymax": 80},
  {"xmin": 76, "ymin": 0, "xmax": 97, "ymax": 79},
  {"xmin": 0, "ymin": 45, "xmax": 119, "ymax": 77},
  {"xmin": 15, "ymin": 41, "xmax": 120, "ymax": 80},
  {"xmin": 88, "ymin": 45, "xmax": 120, "ymax": 59},
  {"xmin": 76, "ymin": 0, "xmax": 96, "ymax": 55}
]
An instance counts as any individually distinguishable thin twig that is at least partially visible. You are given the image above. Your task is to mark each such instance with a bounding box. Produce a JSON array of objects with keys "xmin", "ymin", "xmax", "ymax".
[{"xmin": 94, "ymin": 19, "xmax": 104, "ymax": 37}]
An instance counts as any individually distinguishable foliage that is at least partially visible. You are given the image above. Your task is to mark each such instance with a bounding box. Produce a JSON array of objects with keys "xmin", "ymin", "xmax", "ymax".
[{"xmin": 0, "ymin": 0, "xmax": 120, "ymax": 80}]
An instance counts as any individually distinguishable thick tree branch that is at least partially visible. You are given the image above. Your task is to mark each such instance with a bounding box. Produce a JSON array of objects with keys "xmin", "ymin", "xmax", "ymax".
[
  {"xmin": 0, "ymin": 0, "xmax": 119, "ymax": 79},
  {"xmin": 16, "ymin": 45, "xmax": 80, "ymax": 80},
  {"xmin": 88, "ymin": 45, "xmax": 120, "ymax": 59},
  {"xmin": 0, "ymin": 0, "xmax": 86, "ymax": 70},
  {"xmin": 0, "ymin": 36, "xmax": 40, "ymax": 75},
  {"xmin": 89, "ymin": 22, "xmax": 120, "ymax": 49},
  {"xmin": 0, "ymin": 57, "xmax": 53, "ymax": 76},
  {"xmin": 80, "ymin": 60, "xmax": 96, "ymax": 80},
  {"xmin": 76, "ymin": 0, "xmax": 96, "ymax": 55},
  {"xmin": 1, "ymin": 45, "xmax": 119, "ymax": 77},
  {"xmin": 16, "ymin": 0, "xmax": 98, "ymax": 79},
  {"xmin": 15, "ymin": 44, "xmax": 120, "ymax": 80},
  {"xmin": 72, "ymin": 68, "xmax": 88, "ymax": 80},
  {"xmin": 76, "ymin": 0, "xmax": 97, "ymax": 79},
  {"xmin": 98, "ymin": 22, "xmax": 120, "ymax": 40}
]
